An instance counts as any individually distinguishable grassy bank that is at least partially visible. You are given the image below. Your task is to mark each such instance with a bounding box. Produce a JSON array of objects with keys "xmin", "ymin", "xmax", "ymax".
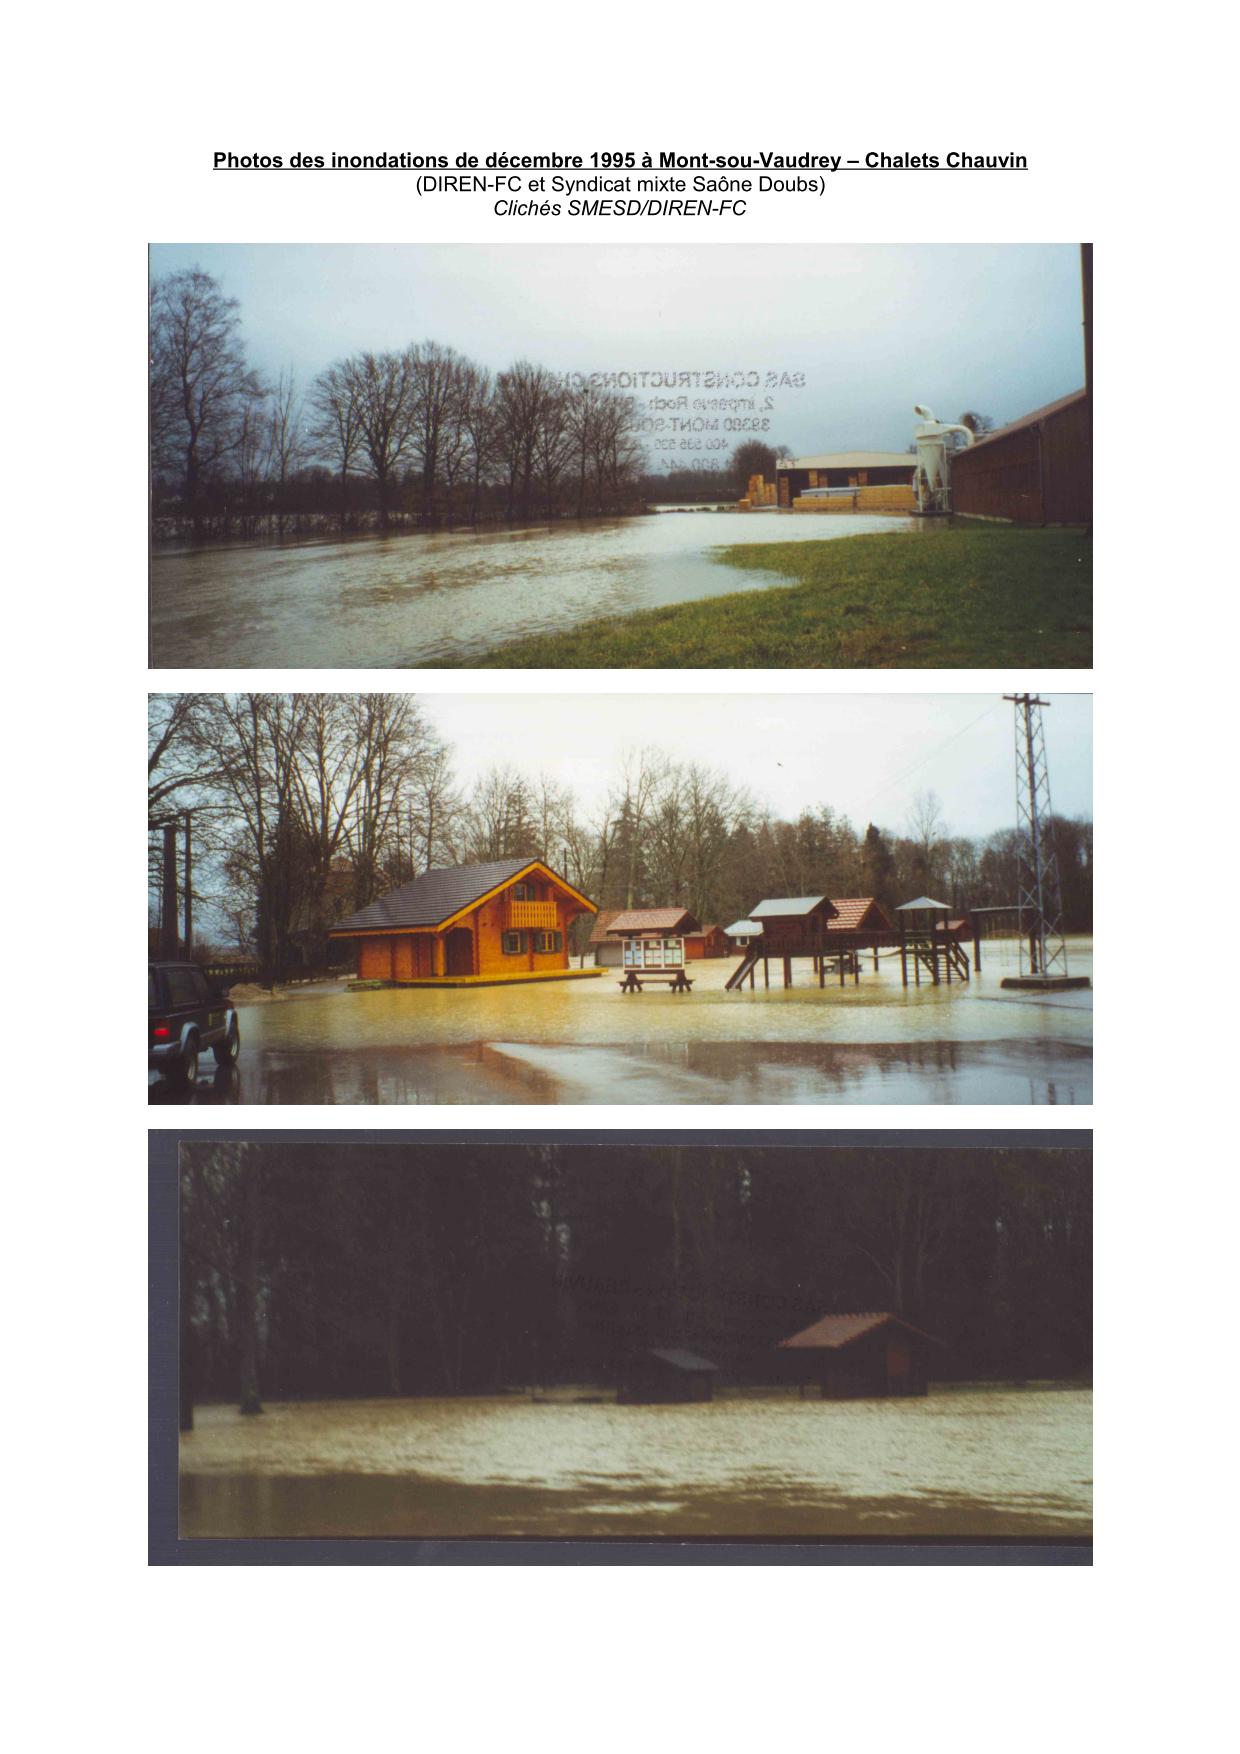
[{"xmin": 464, "ymin": 523, "xmax": 1092, "ymax": 668}]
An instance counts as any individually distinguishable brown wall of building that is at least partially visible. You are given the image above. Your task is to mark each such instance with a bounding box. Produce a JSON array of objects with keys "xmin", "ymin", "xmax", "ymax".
[{"xmin": 950, "ymin": 393, "xmax": 1091, "ymax": 525}]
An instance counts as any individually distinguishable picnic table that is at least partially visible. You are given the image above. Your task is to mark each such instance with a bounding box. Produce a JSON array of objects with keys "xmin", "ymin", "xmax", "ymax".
[{"xmin": 618, "ymin": 969, "xmax": 693, "ymax": 994}]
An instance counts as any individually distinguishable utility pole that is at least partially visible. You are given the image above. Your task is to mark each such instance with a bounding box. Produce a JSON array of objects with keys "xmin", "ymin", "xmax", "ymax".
[
  {"xmin": 161, "ymin": 822, "xmax": 179, "ymax": 959},
  {"xmin": 183, "ymin": 810, "xmax": 193, "ymax": 956},
  {"xmin": 1003, "ymin": 693, "xmax": 1068, "ymax": 980}
]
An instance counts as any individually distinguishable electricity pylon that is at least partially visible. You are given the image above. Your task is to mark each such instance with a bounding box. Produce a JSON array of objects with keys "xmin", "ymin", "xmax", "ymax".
[{"xmin": 1003, "ymin": 693, "xmax": 1069, "ymax": 979}]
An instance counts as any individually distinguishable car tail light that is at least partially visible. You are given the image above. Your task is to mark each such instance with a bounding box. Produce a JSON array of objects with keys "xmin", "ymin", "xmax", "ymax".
[{"xmin": 152, "ymin": 1019, "xmax": 172, "ymax": 1040}]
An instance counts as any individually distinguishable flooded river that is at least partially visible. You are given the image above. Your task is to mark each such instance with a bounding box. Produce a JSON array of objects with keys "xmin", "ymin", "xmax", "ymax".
[
  {"xmin": 149, "ymin": 510, "xmax": 918, "ymax": 667},
  {"xmin": 151, "ymin": 938, "xmax": 1092, "ymax": 1106},
  {"xmin": 180, "ymin": 1384, "xmax": 1092, "ymax": 1540}
]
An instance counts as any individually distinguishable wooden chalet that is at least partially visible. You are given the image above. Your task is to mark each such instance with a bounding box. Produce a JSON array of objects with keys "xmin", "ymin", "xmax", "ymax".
[
  {"xmin": 617, "ymin": 1347, "xmax": 722, "ymax": 1405},
  {"xmin": 606, "ymin": 907, "xmax": 701, "ymax": 973},
  {"xmin": 776, "ymin": 1311, "xmax": 939, "ymax": 1399},
  {"xmin": 328, "ymin": 858, "xmax": 597, "ymax": 986},
  {"xmin": 826, "ymin": 897, "xmax": 896, "ymax": 941},
  {"xmin": 724, "ymin": 895, "xmax": 841, "ymax": 990},
  {"xmin": 684, "ymin": 923, "xmax": 727, "ymax": 960}
]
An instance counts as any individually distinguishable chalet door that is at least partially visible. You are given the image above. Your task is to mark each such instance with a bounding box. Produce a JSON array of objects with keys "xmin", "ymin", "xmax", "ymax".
[
  {"xmin": 887, "ymin": 1334, "xmax": 911, "ymax": 1391},
  {"xmin": 444, "ymin": 927, "xmax": 474, "ymax": 976}
]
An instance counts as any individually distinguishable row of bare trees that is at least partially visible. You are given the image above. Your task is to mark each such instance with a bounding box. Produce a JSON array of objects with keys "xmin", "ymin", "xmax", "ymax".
[
  {"xmin": 150, "ymin": 267, "xmax": 645, "ymax": 541},
  {"xmin": 150, "ymin": 696, "xmax": 1093, "ymax": 981},
  {"xmin": 180, "ymin": 1141, "xmax": 1092, "ymax": 1414}
]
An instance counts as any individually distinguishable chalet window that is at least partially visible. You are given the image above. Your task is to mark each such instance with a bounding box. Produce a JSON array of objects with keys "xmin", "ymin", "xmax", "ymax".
[
  {"xmin": 502, "ymin": 930, "xmax": 529, "ymax": 955},
  {"xmin": 512, "ymin": 882, "xmax": 535, "ymax": 901},
  {"xmin": 534, "ymin": 930, "xmax": 562, "ymax": 953}
]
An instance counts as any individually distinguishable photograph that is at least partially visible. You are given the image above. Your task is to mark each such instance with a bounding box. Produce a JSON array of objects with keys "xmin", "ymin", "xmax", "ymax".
[
  {"xmin": 148, "ymin": 242, "xmax": 1092, "ymax": 670},
  {"xmin": 166, "ymin": 1133, "xmax": 1092, "ymax": 1550},
  {"xmin": 149, "ymin": 689, "xmax": 1092, "ymax": 1106}
]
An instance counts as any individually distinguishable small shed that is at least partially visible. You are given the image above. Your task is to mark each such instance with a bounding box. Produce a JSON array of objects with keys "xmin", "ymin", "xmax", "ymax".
[
  {"xmin": 589, "ymin": 909, "xmax": 624, "ymax": 967},
  {"xmin": 618, "ymin": 1347, "xmax": 722, "ymax": 1405},
  {"xmin": 684, "ymin": 923, "xmax": 727, "ymax": 960},
  {"xmin": 776, "ymin": 1311, "xmax": 938, "ymax": 1399},
  {"xmin": 724, "ymin": 917, "xmax": 763, "ymax": 949},
  {"xmin": 607, "ymin": 907, "xmax": 702, "ymax": 974}
]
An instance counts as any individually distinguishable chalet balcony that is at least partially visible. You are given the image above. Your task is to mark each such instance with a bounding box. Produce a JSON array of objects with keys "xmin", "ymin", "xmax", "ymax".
[{"xmin": 506, "ymin": 898, "xmax": 558, "ymax": 930}]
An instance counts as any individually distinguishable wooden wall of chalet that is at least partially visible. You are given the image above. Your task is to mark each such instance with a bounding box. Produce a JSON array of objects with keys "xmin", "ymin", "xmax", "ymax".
[
  {"xmin": 353, "ymin": 873, "xmax": 579, "ymax": 981},
  {"xmin": 951, "ymin": 393, "xmax": 1091, "ymax": 525}
]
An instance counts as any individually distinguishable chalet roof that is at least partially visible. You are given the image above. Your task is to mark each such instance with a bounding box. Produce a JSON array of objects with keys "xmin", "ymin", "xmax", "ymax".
[
  {"xmin": 826, "ymin": 897, "xmax": 895, "ymax": 932},
  {"xmin": 607, "ymin": 908, "xmax": 701, "ymax": 935},
  {"xmin": 750, "ymin": 895, "xmax": 840, "ymax": 920},
  {"xmin": 897, "ymin": 896, "xmax": 951, "ymax": 912},
  {"xmin": 777, "ymin": 451, "xmax": 915, "ymax": 471},
  {"xmin": 648, "ymin": 1347, "xmax": 722, "ymax": 1373},
  {"xmin": 961, "ymin": 388, "xmax": 1087, "ymax": 451},
  {"xmin": 777, "ymin": 1311, "xmax": 939, "ymax": 1351},
  {"xmin": 725, "ymin": 919, "xmax": 763, "ymax": 937},
  {"xmin": 588, "ymin": 908, "xmax": 623, "ymax": 945},
  {"xmin": 330, "ymin": 858, "xmax": 594, "ymax": 934},
  {"xmin": 685, "ymin": 924, "xmax": 721, "ymax": 940}
]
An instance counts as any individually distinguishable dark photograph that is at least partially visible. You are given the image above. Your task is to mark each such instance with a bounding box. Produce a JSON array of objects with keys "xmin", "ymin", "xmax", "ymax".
[{"xmin": 169, "ymin": 1135, "xmax": 1091, "ymax": 1549}]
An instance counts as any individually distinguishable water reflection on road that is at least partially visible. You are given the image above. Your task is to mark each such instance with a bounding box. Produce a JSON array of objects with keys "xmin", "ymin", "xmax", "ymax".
[
  {"xmin": 180, "ymin": 1384, "xmax": 1092, "ymax": 1539},
  {"xmin": 149, "ymin": 941, "xmax": 1092, "ymax": 1106},
  {"xmin": 150, "ymin": 509, "xmax": 920, "ymax": 667}
]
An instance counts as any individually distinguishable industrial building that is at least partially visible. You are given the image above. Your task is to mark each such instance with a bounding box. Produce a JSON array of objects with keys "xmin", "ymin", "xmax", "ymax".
[{"xmin": 775, "ymin": 450, "xmax": 916, "ymax": 512}]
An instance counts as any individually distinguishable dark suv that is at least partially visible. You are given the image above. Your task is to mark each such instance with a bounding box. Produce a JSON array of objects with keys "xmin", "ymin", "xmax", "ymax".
[{"xmin": 149, "ymin": 961, "xmax": 240, "ymax": 1089}]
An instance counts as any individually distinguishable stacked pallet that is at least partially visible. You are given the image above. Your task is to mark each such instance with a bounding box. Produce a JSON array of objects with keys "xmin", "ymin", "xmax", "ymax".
[
  {"xmin": 744, "ymin": 473, "xmax": 778, "ymax": 506},
  {"xmin": 792, "ymin": 484, "xmax": 916, "ymax": 514}
]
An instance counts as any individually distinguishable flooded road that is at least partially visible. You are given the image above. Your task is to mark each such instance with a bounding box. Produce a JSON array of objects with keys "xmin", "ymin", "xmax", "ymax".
[
  {"xmin": 150, "ymin": 510, "xmax": 918, "ymax": 667},
  {"xmin": 180, "ymin": 1384, "xmax": 1092, "ymax": 1539},
  {"xmin": 150, "ymin": 939, "xmax": 1092, "ymax": 1106}
]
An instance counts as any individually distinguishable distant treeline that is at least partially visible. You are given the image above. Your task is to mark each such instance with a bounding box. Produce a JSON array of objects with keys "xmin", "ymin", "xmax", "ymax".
[
  {"xmin": 150, "ymin": 266, "xmax": 648, "ymax": 543},
  {"xmin": 180, "ymin": 1142, "xmax": 1092, "ymax": 1414},
  {"xmin": 149, "ymin": 692, "xmax": 1093, "ymax": 983}
]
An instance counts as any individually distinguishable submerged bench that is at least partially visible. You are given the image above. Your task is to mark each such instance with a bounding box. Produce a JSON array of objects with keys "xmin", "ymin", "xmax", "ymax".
[{"xmin": 618, "ymin": 970, "xmax": 693, "ymax": 994}]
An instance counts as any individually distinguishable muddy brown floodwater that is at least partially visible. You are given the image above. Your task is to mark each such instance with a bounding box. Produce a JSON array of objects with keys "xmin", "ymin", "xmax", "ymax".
[
  {"xmin": 180, "ymin": 1384, "xmax": 1092, "ymax": 1540},
  {"xmin": 150, "ymin": 938, "xmax": 1092, "ymax": 1106},
  {"xmin": 149, "ymin": 509, "xmax": 921, "ymax": 667}
]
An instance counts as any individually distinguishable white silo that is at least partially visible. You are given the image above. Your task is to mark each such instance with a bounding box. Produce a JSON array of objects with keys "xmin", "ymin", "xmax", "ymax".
[{"xmin": 912, "ymin": 405, "xmax": 975, "ymax": 513}]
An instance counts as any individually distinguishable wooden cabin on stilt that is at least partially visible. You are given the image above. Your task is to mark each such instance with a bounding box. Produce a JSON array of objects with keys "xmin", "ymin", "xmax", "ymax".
[{"xmin": 776, "ymin": 1312, "xmax": 939, "ymax": 1399}]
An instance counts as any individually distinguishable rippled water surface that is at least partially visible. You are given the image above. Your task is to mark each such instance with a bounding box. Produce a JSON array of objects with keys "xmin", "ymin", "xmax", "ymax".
[
  {"xmin": 150, "ymin": 510, "xmax": 919, "ymax": 666},
  {"xmin": 180, "ymin": 1384, "xmax": 1092, "ymax": 1538},
  {"xmin": 151, "ymin": 939, "xmax": 1092, "ymax": 1106}
]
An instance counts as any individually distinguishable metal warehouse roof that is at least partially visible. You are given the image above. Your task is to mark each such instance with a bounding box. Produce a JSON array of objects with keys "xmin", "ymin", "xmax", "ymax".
[
  {"xmin": 777, "ymin": 1312, "xmax": 938, "ymax": 1350},
  {"xmin": 606, "ymin": 908, "xmax": 700, "ymax": 935},
  {"xmin": 750, "ymin": 895, "xmax": 839, "ymax": 919},
  {"xmin": 777, "ymin": 451, "xmax": 915, "ymax": 470},
  {"xmin": 331, "ymin": 859, "xmax": 590, "ymax": 933},
  {"xmin": 648, "ymin": 1347, "xmax": 722, "ymax": 1373}
]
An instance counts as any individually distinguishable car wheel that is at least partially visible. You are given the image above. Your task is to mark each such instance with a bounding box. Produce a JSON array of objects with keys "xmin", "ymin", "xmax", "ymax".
[
  {"xmin": 213, "ymin": 1020, "xmax": 240, "ymax": 1065},
  {"xmin": 170, "ymin": 1040, "xmax": 199, "ymax": 1091}
]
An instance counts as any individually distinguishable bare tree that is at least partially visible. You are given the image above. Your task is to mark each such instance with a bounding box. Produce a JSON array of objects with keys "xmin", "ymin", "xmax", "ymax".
[
  {"xmin": 309, "ymin": 362, "xmax": 365, "ymax": 532},
  {"xmin": 149, "ymin": 267, "xmax": 264, "ymax": 533}
]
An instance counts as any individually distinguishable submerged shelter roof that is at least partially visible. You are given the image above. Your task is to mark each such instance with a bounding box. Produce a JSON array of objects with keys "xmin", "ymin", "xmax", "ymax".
[{"xmin": 777, "ymin": 1312, "xmax": 939, "ymax": 1350}]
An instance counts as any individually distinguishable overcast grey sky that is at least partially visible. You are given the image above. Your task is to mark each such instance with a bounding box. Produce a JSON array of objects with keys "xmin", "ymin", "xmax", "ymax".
[
  {"xmin": 422, "ymin": 692, "xmax": 1092, "ymax": 840},
  {"xmin": 149, "ymin": 243, "xmax": 1085, "ymax": 458}
]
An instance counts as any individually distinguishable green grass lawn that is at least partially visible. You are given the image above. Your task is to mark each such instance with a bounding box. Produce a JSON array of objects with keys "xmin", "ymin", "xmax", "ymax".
[{"xmin": 462, "ymin": 522, "xmax": 1092, "ymax": 669}]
